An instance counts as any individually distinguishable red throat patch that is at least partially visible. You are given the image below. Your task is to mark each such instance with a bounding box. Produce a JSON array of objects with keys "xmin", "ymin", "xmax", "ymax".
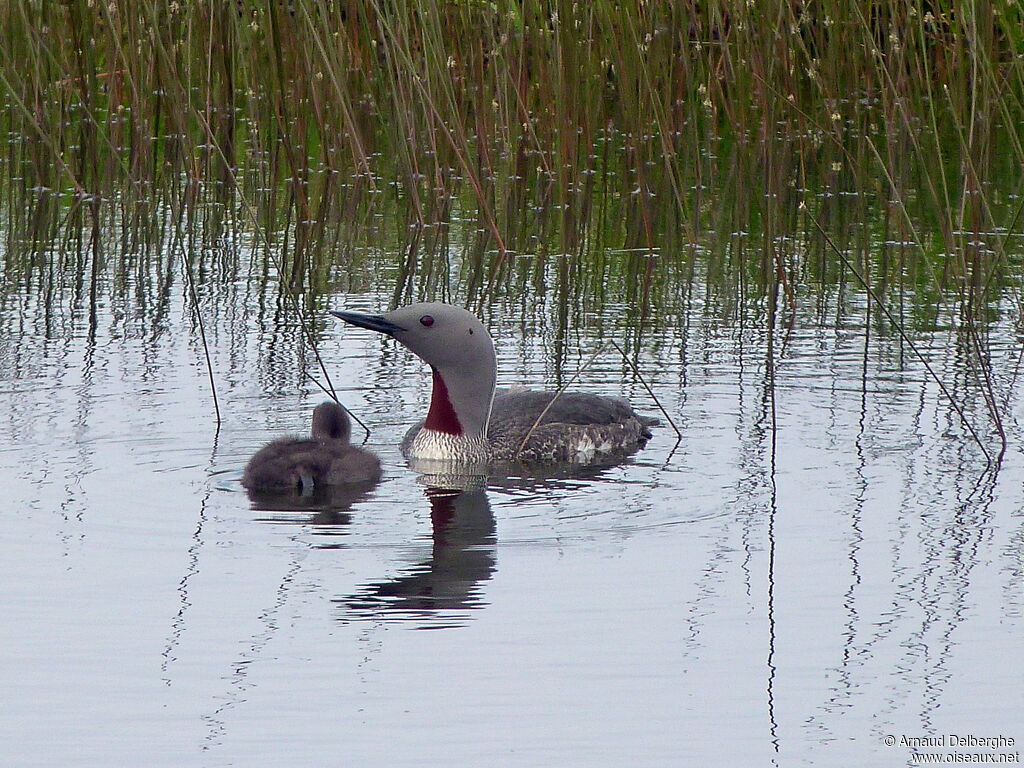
[{"xmin": 424, "ymin": 366, "xmax": 463, "ymax": 435}]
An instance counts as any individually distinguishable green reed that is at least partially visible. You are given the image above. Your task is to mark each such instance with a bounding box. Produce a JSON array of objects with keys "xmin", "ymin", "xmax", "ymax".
[{"xmin": 2, "ymin": 0, "xmax": 1023, "ymax": 318}]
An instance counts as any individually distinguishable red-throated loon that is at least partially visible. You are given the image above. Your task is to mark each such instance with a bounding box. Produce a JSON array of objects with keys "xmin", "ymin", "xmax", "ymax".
[
  {"xmin": 242, "ymin": 401, "xmax": 382, "ymax": 492},
  {"xmin": 330, "ymin": 303, "xmax": 656, "ymax": 465}
]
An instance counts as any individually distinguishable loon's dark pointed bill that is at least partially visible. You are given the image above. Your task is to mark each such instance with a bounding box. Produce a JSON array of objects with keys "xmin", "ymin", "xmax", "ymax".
[{"xmin": 330, "ymin": 310, "xmax": 406, "ymax": 335}]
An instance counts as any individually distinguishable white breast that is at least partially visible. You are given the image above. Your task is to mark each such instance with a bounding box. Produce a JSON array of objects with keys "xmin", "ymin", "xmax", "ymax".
[{"xmin": 409, "ymin": 429, "xmax": 490, "ymax": 463}]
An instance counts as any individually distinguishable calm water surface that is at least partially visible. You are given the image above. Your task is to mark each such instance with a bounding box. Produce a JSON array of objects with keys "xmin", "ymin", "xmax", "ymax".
[{"xmin": 2, "ymin": 245, "xmax": 1023, "ymax": 767}]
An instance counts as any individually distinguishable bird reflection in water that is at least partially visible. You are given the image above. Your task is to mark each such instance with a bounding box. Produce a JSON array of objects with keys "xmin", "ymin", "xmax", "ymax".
[
  {"xmin": 245, "ymin": 479, "xmax": 380, "ymax": 529},
  {"xmin": 335, "ymin": 486, "xmax": 496, "ymax": 627}
]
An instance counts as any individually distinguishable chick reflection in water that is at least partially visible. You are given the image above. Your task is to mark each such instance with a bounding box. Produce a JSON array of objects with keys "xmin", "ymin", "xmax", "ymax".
[
  {"xmin": 243, "ymin": 402, "xmax": 382, "ymax": 520},
  {"xmin": 336, "ymin": 487, "xmax": 496, "ymax": 626}
]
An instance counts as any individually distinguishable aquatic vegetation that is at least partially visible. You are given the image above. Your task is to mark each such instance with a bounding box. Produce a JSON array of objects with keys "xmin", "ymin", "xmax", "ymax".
[{"xmin": 0, "ymin": 1, "xmax": 1021, "ymax": 453}]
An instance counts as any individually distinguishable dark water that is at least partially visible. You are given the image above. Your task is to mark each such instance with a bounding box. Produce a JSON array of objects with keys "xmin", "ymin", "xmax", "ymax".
[{"xmin": 1, "ymin": 218, "xmax": 1022, "ymax": 766}]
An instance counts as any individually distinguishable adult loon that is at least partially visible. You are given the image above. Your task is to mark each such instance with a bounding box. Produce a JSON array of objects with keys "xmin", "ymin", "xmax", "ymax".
[
  {"xmin": 330, "ymin": 302, "xmax": 656, "ymax": 465},
  {"xmin": 242, "ymin": 401, "xmax": 382, "ymax": 492}
]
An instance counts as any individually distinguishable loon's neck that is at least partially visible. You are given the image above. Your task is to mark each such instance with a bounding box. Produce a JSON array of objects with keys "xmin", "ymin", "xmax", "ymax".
[
  {"xmin": 409, "ymin": 366, "xmax": 494, "ymax": 462},
  {"xmin": 424, "ymin": 365, "xmax": 494, "ymax": 439}
]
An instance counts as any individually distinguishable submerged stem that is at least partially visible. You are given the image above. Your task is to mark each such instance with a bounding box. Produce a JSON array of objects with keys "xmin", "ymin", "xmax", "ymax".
[{"xmin": 805, "ymin": 207, "xmax": 995, "ymax": 465}]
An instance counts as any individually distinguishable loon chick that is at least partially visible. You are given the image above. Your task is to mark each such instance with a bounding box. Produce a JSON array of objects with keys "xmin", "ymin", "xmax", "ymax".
[
  {"xmin": 242, "ymin": 402, "xmax": 382, "ymax": 492},
  {"xmin": 330, "ymin": 303, "xmax": 656, "ymax": 464}
]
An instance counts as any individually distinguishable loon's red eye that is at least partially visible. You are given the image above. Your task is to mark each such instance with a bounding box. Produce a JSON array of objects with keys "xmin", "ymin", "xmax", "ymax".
[{"xmin": 420, "ymin": 315, "xmax": 434, "ymax": 327}]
